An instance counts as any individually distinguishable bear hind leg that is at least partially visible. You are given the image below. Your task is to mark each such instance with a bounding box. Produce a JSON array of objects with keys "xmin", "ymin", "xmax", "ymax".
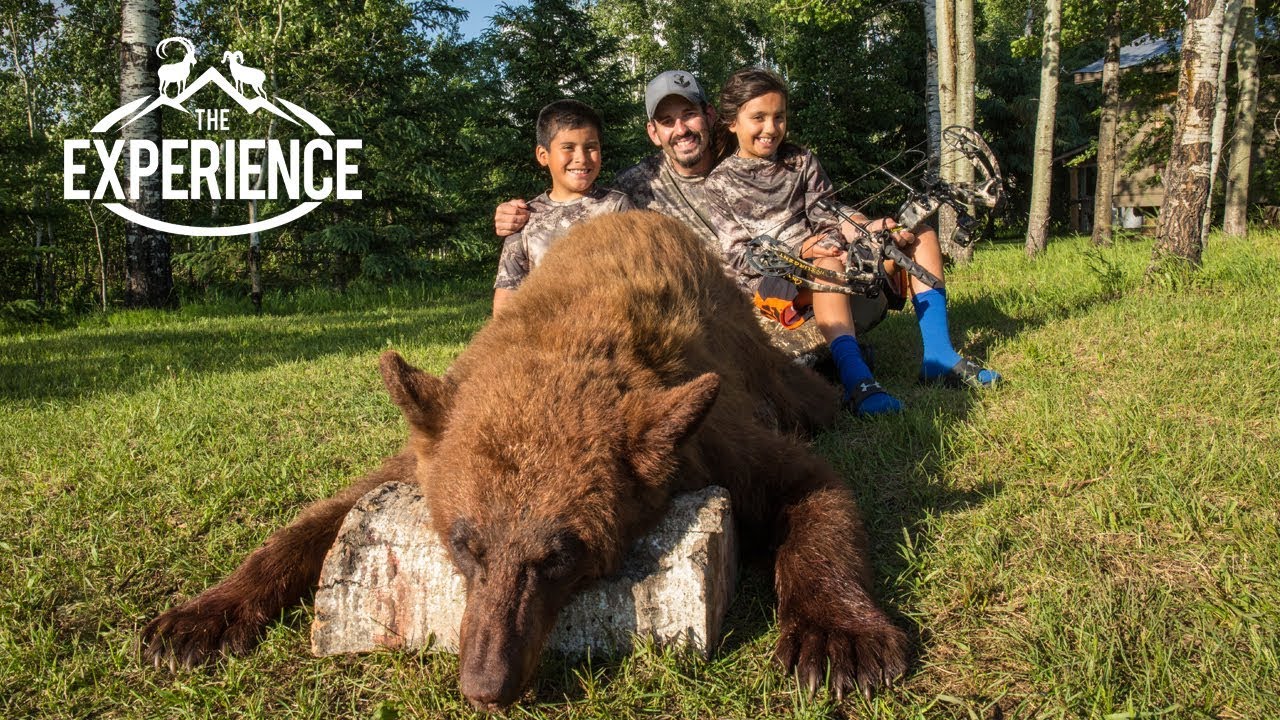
[{"xmin": 140, "ymin": 451, "xmax": 414, "ymax": 669}]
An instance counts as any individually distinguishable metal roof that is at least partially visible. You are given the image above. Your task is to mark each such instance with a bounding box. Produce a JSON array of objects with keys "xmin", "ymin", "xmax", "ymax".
[{"xmin": 1071, "ymin": 34, "xmax": 1180, "ymax": 76}]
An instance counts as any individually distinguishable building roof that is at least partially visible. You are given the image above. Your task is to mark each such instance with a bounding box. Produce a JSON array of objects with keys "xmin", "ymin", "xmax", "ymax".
[{"xmin": 1071, "ymin": 34, "xmax": 1180, "ymax": 81}]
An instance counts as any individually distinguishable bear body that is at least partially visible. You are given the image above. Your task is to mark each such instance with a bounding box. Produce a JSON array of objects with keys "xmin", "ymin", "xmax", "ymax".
[{"xmin": 141, "ymin": 211, "xmax": 908, "ymax": 710}]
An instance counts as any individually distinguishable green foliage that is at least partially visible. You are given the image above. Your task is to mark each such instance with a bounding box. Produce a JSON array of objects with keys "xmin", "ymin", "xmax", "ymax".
[
  {"xmin": 481, "ymin": 0, "xmax": 648, "ymax": 199},
  {"xmin": 306, "ymin": 222, "xmax": 426, "ymax": 286},
  {"xmin": 781, "ymin": 4, "xmax": 928, "ymax": 205},
  {"xmin": 588, "ymin": 0, "xmax": 771, "ymax": 95},
  {"xmin": 0, "ymin": 299, "xmax": 47, "ymax": 325}
]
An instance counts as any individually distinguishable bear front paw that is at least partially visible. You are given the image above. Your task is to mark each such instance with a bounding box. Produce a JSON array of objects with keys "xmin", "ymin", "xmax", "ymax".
[
  {"xmin": 140, "ymin": 593, "xmax": 266, "ymax": 670},
  {"xmin": 774, "ymin": 616, "xmax": 909, "ymax": 700}
]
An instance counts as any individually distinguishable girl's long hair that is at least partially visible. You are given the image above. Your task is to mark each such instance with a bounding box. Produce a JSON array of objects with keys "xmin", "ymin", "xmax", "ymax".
[{"xmin": 715, "ymin": 67, "xmax": 789, "ymax": 162}]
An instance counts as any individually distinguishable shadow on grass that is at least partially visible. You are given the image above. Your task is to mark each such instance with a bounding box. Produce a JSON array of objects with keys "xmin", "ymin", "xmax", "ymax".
[
  {"xmin": 0, "ymin": 299, "xmax": 490, "ymax": 404},
  {"xmin": 950, "ymin": 286, "xmax": 1126, "ymax": 362}
]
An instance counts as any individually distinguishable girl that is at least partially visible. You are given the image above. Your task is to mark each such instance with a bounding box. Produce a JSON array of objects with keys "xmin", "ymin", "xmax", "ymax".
[{"xmin": 704, "ymin": 67, "xmax": 902, "ymax": 416}]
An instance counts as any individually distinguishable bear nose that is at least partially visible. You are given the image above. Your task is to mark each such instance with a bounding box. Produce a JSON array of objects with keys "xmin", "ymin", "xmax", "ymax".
[
  {"xmin": 461, "ymin": 673, "xmax": 518, "ymax": 712},
  {"xmin": 461, "ymin": 652, "xmax": 523, "ymax": 710},
  {"xmin": 468, "ymin": 697, "xmax": 509, "ymax": 714}
]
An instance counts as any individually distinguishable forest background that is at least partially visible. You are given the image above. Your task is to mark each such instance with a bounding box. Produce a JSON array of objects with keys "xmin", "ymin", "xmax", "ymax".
[{"xmin": 1, "ymin": 0, "xmax": 1277, "ymax": 319}]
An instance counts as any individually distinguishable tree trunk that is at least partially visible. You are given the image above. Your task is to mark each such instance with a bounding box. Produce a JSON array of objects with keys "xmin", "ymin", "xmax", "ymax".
[
  {"xmin": 249, "ymin": 203, "xmax": 263, "ymax": 314},
  {"xmin": 1091, "ymin": 7, "xmax": 1122, "ymax": 246},
  {"xmin": 88, "ymin": 202, "xmax": 107, "ymax": 311},
  {"xmin": 312, "ymin": 482, "xmax": 736, "ymax": 660},
  {"xmin": 1153, "ymin": 0, "xmax": 1227, "ymax": 268},
  {"xmin": 247, "ymin": 128, "xmax": 269, "ymax": 316},
  {"xmin": 31, "ymin": 218, "xmax": 44, "ymax": 307},
  {"xmin": 5, "ymin": 15, "xmax": 37, "ymax": 139},
  {"xmin": 951, "ymin": 0, "xmax": 976, "ymax": 263},
  {"xmin": 924, "ymin": 0, "xmax": 941, "ymax": 170},
  {"xmin": 121, "ymin": 0, "xmax": 174, "ymax": 308},
  {"xmin": 1201, "ymin": 0, "xmax": 1244, "ymax": 243},
  {"xmin": 1223, "ymin": 0, "xmax": 1258, "ymax": 238},
  {"xmin": 934, "ymin": 0, "xmax": 959, "ymax": 256},
  {"xmin": 1025, "ymin": 0, "xmax": 1061, "ymax": 258},
  {"xmin": 45, "ymin": 219, "xmax": 57, "ymax": 306}
]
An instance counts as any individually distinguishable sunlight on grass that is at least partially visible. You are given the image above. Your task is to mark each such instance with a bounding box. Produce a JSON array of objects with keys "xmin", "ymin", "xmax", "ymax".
[{"xmin": 2, "ymin": 233, "xmax": 1278, "ymax": 718}]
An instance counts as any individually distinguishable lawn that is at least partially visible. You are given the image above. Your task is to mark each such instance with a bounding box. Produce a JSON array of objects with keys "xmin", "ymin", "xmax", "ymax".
[{"xmin": 1, "ymin": 233, "xmax": 1277, "ymax": 719}]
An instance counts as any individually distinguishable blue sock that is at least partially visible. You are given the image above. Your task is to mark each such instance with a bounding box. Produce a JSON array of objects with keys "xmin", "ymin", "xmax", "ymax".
[
  {"xmin": 913, "ymin": 288, "xmax": 964, "ymax": 377},
  {"xmin": 913, "ymin": 288, "xmax": 1000, "ymax": 385},
  {"xmin": 830, "ymin": 334, "xmax": 901, "ymax": 415}
]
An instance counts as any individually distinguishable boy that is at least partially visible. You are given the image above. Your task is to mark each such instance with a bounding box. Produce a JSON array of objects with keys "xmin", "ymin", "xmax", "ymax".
[{"xmin": 492, "ymin": 100, "xmax": 633, "ymax": 314}]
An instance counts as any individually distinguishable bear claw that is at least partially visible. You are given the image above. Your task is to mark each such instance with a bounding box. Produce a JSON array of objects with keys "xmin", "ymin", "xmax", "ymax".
[
  {"xmin": 774, "ymin": 617, "xmax": 908, "ymax": 700},
  {"xmin": 140, "ymin": 596, "xmax": 266, "ymax": 670}
]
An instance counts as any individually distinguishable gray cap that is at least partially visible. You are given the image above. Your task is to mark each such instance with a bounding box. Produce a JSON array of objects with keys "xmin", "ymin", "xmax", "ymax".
[{"xmin": 644, "ymin": 71, "xmax": 706, "ymax": 119}]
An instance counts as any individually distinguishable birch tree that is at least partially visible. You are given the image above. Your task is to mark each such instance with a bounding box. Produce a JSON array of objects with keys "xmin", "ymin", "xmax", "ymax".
[
  {"xmin": 1025, "ymin": 0, "xmax": 1061, "ymax": 257},
  {"xmin": 951, "ymin": 0, "xmax": 976, "ymax": 262},
  {"xmin": 934, "ymin": 0, "xmax": 959, "ymax": 254},
  {"xmin": 1153, "ymin": 0, "xmax": 1228, "ymax": 267},
  {"xmin": 925, "ymin": 0, "xmax": 941, "ymax": 167},
  {"xmin": 1223, "ymin": 0, "xmax": 1259, "ymax": 237},
  {"xmin": 120, "ymin": 0, "xmax": 173, "ymax": 307},
  {"xmin": 1090, "ymin": 5, "xmax": 1123, "ymax": 246},
  {"xmin": 1201, "ymin": 0, "xmax": 1243, "ymax": 243}
]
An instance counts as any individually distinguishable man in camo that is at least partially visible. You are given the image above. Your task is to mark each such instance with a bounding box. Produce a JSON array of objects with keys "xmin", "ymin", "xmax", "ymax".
[{"xmin": 610, "ymin": 71, "xmax": 721, "ymax": 246}]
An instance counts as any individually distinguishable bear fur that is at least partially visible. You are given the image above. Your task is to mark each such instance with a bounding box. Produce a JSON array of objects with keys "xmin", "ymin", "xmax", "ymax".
[{"xmin": 140, "ymin": 211, "xmax": 909, "ymax": 710}]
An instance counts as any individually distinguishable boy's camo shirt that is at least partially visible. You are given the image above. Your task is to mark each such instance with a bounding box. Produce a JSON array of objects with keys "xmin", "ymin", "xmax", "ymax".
[
  {"xmin": 702, "ymin": 143, "xmax": 844, "ymax": 293},
  {"xmin": 494, "ymin": 186, "xmax": 634, "ymax": 290}
]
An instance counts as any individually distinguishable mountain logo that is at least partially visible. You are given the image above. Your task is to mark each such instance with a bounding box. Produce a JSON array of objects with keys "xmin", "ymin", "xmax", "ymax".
[{"xmin": 63, "ymin": 36, "xmax": 362, "ymax": 237}]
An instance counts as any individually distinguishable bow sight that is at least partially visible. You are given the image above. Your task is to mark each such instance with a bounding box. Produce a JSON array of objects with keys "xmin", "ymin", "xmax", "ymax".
[{"xmin": 744, "ymin": 126, "xmax": 1005, "ymax": 299}]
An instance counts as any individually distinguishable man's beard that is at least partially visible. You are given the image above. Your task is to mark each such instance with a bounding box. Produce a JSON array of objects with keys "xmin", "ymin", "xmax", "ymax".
[{"xmin": 667, "ymin": 131, "xmax": 709, "ymax": 169}]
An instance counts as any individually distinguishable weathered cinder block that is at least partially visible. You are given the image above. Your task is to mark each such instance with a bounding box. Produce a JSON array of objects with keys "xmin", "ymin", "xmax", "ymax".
[{"xmin": 311, "ymin": 482, "xmax": 737, "ymax": 659}]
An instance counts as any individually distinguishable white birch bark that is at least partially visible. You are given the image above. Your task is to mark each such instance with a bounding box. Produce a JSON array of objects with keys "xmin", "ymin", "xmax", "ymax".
[
  {"xmin": 1223, "ymin": 0, "xmax": 1258, "ymax": 237},
  {"xmin": 1091, "ymin": 7, "xmax": 1122, "ymax": 246},
  {"xmin": 1025, "ymin": 0, "xmax": 1061, "ymax": 257},
  {"xmin": 952, "ymin": 0, "xmax": 976, "ymax": 262},
  {"xmin": 1153, "ymin": 0, "xmax": 1228, "ymax": 266},
  {"xmin": 121, "ymin": 0, "xmax": 173, "ymax": 307},
  {"xmin": 1200, "ymin": 0, "xmax": 1243, "ymax": 243},
  {"xmin": 924, "ymin": 0, "xmax": 941, "ymax": 170},
  {"xmin": 934, "ymin": 0, "xmax": 959, "ymax": 253}
]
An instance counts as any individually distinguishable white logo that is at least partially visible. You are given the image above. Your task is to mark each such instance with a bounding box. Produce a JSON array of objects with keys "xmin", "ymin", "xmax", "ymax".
[{"xmin": 63, "ymin": 37, "xmax": 361, "ymax": 237}]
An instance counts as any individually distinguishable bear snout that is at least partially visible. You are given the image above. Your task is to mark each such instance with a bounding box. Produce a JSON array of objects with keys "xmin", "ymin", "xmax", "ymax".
[
  {"xmin": 457, "ymin": 567, "xmax": 556, "ymax": 710},
  {"xmin": 458, "ymin": 619, "xmax": 544, "ymax": 710}
]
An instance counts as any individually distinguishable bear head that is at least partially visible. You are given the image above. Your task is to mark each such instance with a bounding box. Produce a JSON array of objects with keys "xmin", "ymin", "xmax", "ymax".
[{"xmin": 379, "ymin": 350, "xmax": 719, "ymax": 710}]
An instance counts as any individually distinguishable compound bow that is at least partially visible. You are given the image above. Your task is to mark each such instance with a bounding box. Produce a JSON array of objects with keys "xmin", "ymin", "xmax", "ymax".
[{"xmin": 745, "ymin": 125, "xmax": 1005, "ymax": 298}]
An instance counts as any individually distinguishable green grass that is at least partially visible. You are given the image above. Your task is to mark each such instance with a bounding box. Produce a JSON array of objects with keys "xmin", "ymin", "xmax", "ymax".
[{"xmin": 2, "ymin": 233, "xmax": 1278, "ymax": 719}]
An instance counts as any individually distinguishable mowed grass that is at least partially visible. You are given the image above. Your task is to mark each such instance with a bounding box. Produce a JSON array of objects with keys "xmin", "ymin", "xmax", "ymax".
[{"xmin": 1, "ymin": 233, "xmax": 1277, "ymax": 719}]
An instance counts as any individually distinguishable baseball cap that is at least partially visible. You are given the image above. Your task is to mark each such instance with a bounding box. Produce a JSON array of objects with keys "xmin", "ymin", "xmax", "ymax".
[{"xmin": 644, "ymin": 71, "xmax": 706, "ymax": 119}]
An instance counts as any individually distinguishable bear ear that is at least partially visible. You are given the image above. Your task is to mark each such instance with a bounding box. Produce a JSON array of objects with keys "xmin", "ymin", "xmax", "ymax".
[
  {"xmin": 628, "ymin": 373, "xmax": 720, "ymax": 482},
  {"xmin": 380, "ymin": 350, "xmax": 451, "ymax": 438}
]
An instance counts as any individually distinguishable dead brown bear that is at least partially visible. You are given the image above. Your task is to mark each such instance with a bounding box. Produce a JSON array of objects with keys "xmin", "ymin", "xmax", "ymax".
[{"xmin": 140, "ymin": 211, "xmax": 908, "ymax": 710}]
